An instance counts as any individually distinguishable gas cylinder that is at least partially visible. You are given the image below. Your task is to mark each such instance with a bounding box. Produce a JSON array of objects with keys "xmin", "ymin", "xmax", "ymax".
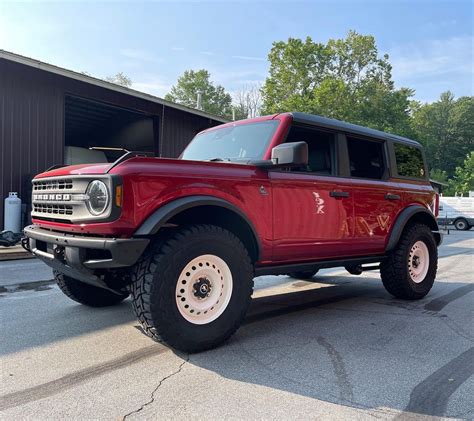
[{"xmin": 4, "ymin": 192, "xmax": 22, "ymax": 233}]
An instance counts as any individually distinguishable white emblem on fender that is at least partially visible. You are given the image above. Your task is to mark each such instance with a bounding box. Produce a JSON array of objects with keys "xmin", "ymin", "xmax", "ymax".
[{"xmin": 313, "ymin": 192, "xmax": 325, "ymax": 214}]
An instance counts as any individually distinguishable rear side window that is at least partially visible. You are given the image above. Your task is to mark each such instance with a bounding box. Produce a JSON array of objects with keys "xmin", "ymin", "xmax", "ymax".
[
  {"xmin": 347, "ymin": 137, "xmax": 386, "ymax": 180},
  {"xmin": 394, "ymin": 143, "xmax": 426, "ymax": 178}
]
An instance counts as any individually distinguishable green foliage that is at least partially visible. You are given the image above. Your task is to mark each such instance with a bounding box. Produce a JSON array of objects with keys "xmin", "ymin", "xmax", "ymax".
[
  {"xmin": 105, "ymin": 72, "xmax": 132, "ymax": 87},
  {"xmin": 261, "ymin": 31, "xmax": 414, "ymax": 136},
  {"xmin": 165, "ymin": 69, "xmax": 232, "ymax": 119},
  {"xmin": 411, "ymin": 92, "xmax": 474, "ymax": 177},
  {"xmin": 429, "ymin": 169, "xmax": 448, "ymax": 183},
  {"xmin": 448, "ymin": 152, "xmax": 474, "ymax": 195}
]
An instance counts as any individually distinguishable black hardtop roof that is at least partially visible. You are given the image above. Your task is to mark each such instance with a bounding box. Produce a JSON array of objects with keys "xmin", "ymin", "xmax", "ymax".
[{"xmin": 291, "ymin": 112, "xmax": 422, "ymax": 147}]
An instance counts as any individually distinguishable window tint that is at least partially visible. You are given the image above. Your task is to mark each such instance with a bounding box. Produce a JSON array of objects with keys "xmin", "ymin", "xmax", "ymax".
[
  {"xmin": 347, "ymin": 137, "xmax": 386, "ymax": 180},
  {"xmin": 285, "ymin": 126, "xmax": 336, "ymax": 175},
  {"xmin": 394, "ymin": 143, "xmax": 426, "ymax": 178}
]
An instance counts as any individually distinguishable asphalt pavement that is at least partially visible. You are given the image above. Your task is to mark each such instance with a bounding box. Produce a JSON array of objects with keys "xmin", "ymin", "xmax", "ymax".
[{"xmin": 0, "ymin": 230, "xmax": 473, "ymax": 419}]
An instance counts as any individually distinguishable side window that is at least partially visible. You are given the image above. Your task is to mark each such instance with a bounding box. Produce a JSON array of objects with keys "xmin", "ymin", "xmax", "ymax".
[
  {"xmin": 347, "ymin": 136, "xmax": 386, "ymax": 180},
  {"xmin": 394, "ymin": 143, "xmax": 426, "ymax": 179},
  {"xmin": 285, "ymin": 126, "xmax": 336, "ymax": 175}
]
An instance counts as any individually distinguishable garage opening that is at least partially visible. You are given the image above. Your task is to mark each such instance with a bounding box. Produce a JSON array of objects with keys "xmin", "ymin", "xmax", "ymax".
[{"xmin": 64, "ymin": 95, "xmax": 157, "ymax": 164}]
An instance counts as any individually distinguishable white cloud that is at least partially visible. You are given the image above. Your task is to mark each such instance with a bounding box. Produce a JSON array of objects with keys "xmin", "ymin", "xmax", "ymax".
[
  {"xmin": 132, "ymin": 78, "xmax": 171, "ymax": 98},
  {"xmin": 199, "ymin": 51, "xmax": 214, "ymax": 56},
  {"xmin": 171, "ymin": 46, "xmax": 185, "ymax": 51},
  {"xmin": 389, "ymin": 36, "xmax": 473, "ymax": 81},
  {"xmin": 231, "ymin": 55, "xmax": 265, "ymax": 62},
  {"xmin": 120, "ymin": 49, "xmax": 163, "ymax": 64}
]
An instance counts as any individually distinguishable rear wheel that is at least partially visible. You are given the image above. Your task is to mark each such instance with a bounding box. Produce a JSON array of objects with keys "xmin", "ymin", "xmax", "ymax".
[
  {"xmin": 380, "ymin": 224, "xmax": 437, "ymax": 300},
  {"xmin": 454, "ymin": 218, "xmax": 469, "ymax": 231},
  {"xmin": 287, "ymin": 270, "xmax": 319, "ymax": 279},
  {"xmin": 55, "ymin": 271, "xmax": 129, "ymax": 307},
  {"xmin": 130, "ymin": 224, "xmax": 254, "ymax": 353}
]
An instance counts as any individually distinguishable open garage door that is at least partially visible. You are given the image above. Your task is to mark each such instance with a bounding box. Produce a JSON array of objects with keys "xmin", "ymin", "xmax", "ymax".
[{"xmin": 64, "ymin": 95, "xmax": 158, "ymax": 164}]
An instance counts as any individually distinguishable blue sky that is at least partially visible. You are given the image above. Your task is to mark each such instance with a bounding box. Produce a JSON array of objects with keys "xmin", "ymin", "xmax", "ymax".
[{"xmin": 0, "ymin": 0, "xmax": 472, "ymax": 103}]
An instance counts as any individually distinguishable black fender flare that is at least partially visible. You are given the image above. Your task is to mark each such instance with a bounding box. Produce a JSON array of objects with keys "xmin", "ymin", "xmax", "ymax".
[
  {"xmin": 134, "ymin": 195, "xmax": 262, "ymax": 259},
  {"xmin": 385, "ymin": 205, "xmax": 440, "ymax": 252}
]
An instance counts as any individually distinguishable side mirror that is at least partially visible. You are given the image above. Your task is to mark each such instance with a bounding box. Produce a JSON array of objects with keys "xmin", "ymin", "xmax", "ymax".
[{"xmin": 271, "ymin": 142, "xmax": 308, "ymax": 167}]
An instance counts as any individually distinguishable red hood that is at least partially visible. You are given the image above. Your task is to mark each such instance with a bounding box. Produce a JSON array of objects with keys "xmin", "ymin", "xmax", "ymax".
[{"xmin": 34, "ymin": 163, "xmax": 112, "ymax": 179}]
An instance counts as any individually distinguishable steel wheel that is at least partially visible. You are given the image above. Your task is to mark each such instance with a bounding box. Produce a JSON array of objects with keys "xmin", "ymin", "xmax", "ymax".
[
  {"xmin": 408, "ymin": 240, "xmax": 429, "ymax": 284},
  {"xmin": 175, "ymin": 254, "xmax": 233, "ymax": 325}
]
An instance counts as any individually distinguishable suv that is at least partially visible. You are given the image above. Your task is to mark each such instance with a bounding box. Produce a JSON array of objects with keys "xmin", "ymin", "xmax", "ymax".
[{"xmin": 24, "ymin": 113, "xmax": 442, "ymax": 352}]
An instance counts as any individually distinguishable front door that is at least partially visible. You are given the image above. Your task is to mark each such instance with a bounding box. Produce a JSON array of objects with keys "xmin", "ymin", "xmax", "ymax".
[
  {"xmin": 269, "ymin": 126, "xmax": 354, "ymax": 263},
  {"xmin": 271, "ymin": 172, "xmax": 354, "ymax": 262}
]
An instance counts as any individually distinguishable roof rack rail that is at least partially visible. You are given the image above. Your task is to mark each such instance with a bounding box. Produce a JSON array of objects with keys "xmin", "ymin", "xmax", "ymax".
[{"xmin": 107, "ymin": 151, "xmax": 155, "ymax": 173}]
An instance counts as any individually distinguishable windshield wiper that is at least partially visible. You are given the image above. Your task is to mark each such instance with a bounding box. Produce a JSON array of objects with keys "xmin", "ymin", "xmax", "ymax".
[{"xmin": 208, "ymin": 157, "xmax": 230, "ymax": 162}]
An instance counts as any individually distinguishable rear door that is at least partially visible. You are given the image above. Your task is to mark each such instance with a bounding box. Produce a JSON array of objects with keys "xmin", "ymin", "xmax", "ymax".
[{"xmin": 345, "ymin": 135, "xmax": 404, "ymax": 255}]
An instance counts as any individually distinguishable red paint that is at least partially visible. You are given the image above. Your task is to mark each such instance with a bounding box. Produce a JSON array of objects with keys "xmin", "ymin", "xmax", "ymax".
[{"xmin": 31, "ymin": 114, "xmax": 435, "ymax": 265}]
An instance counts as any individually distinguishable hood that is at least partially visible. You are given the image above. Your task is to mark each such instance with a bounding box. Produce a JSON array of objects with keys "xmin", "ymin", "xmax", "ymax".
[{"xmin": 34, "ymin": 163, "xmax": 112, "ymax": 179}]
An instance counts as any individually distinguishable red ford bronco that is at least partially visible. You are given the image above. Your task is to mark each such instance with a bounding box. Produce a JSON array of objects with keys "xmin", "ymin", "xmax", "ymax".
[{"xmin": 24, "ymin": 113, "xmax": 442, "ymax": 352}]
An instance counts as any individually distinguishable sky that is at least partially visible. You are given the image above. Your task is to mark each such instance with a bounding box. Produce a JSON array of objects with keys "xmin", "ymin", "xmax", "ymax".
[{"xmin": 0, "ymin": 0, "xmax": 472, "ymax": 103}]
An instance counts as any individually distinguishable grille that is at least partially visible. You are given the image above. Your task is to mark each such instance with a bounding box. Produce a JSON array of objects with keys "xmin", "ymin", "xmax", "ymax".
[
  {"xmin": 33, "ymin": 179, "xmax": 73, "ymax": 191},
  {"xmin": 33, "ymin": 203, "xmax": 73, "ymax": 215}
]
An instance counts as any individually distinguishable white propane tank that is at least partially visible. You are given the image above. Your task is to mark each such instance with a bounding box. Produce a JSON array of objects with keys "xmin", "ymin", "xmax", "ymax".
[{"xmin": 4, "ymin": 192, "xmax": 22, "ymax": 233}]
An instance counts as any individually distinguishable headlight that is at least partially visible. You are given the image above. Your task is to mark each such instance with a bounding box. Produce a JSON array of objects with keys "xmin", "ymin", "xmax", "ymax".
[{"xmin": 85, "ymin": 180, "xmax": 109, "ymax": 215}]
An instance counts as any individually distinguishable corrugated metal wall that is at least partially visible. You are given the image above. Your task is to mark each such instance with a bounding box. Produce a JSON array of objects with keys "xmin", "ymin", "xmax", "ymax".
[{"xmin": 0, "ymin": 58, "xmax": 222, "ymax": 229}]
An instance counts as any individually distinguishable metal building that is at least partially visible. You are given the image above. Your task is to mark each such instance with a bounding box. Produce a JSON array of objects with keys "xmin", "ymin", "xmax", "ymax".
[{"xmin": 0, "ymin": 50, "xmax": 226, "ymax": 229}]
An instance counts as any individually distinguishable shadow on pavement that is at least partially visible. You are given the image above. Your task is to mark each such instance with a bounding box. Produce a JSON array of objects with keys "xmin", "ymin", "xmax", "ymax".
[{"xmin": 188, "ymin": 276, "xmax": 474, "ymax": 418}]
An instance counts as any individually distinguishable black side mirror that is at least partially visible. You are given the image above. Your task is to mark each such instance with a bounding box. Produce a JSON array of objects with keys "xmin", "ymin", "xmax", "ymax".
[{"xmin": 271, "ymin": 142, "xmax": 308, "ymax": 167}]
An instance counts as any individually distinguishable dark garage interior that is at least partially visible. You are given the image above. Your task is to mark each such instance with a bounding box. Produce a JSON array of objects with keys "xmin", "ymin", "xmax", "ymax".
[{"xmin": 64, "ymin": 96, "xmax": 158, "ymax": 162}]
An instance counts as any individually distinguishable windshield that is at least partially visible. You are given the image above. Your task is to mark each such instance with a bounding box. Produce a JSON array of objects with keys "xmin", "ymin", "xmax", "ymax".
[{"xmin": 181, "ymin": 120, "xmax": 279, "ymax": 162}]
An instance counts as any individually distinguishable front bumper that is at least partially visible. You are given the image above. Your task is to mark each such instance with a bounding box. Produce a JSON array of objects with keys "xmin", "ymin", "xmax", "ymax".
[{"xmin": 23, "ymin": 225, "xmax": 149, "ymax": 288}]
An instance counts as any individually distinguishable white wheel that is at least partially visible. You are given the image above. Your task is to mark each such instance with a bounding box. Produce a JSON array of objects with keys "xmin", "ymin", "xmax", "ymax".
[
  {"xmin": 175, "ymin": 254, "xmax": 233, "ymax": 325},
  {"xmin": 408, "ymin": 240, "xmax": 429, "ymax": 283}
]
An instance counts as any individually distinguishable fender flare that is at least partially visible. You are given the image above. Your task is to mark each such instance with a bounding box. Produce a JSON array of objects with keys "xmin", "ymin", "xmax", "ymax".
[
  {"xmin": 385, "ymin": 205, "xmax": 440, "ymax": 252},
  {"xmin": 134, "ymin": 195, "xmax": 262, "ymax": 259}
]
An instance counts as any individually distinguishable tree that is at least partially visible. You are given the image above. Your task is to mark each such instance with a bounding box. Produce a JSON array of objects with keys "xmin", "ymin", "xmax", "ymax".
[
  {"xmin": 412, "ymin": 92, "xmax": 473, "ymax": 176},
  {"xmin": 448, "ymin": 152, "xmax": 474, "ymax": 195},
  {"xmin": 233, "ymin": 84, "xmax": 262, "ymax": 120},
  {"xmin": 165, "ymin": 70, "xmax": 232, "ymax": 119},
  {"xmin": 105, "ymin": 72, "xmax": 132, "ymax": 87},
  {"xmin": 261, "ymin": 31, "xmax": 414, "ymax": 137}
]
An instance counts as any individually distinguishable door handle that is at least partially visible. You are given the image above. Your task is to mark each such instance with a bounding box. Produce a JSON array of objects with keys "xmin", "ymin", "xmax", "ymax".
[
  {"xmin": 385, "ymin": 193, "xmax": 401, "ymax": 200},
  {"xmin": 330, "ymin": 191, "xmax": 350, "ymax": 198}
]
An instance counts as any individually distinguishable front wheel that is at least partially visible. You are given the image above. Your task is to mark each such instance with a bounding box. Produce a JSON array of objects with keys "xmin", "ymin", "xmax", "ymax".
[
  {"xmin": 130, "ymin": 224, "xmax": 254, "ymax": 353},
  {"xmin": 380, "ymin": 224, "xmax": 438, "ymax": 300}
]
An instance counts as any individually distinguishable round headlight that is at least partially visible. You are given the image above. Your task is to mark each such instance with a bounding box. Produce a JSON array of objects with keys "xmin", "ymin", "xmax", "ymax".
[{"xmin": 86, "ymin": 180, "xmax": 109, "ymax": 216}]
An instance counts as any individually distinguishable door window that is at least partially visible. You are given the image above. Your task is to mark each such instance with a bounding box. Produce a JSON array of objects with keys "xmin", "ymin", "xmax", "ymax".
[
  {"xmin": 285, "ymin": 126, "xmax": 336, "ymax": 175},
  {"xmin": 347, "ymin": 137, "xmax": 386, "ymax": 180}
]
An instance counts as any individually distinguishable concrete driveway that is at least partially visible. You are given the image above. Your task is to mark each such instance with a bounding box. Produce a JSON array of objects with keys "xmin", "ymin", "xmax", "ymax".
[{"xmin": 0, "ymin": 231, "xmax": 472, "ymax": 419}]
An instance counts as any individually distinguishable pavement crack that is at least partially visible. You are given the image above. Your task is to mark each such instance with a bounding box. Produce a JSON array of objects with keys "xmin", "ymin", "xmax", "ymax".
[{"xmin": 122, "ymin": 355, "xmax": 189, "ymax": 420}]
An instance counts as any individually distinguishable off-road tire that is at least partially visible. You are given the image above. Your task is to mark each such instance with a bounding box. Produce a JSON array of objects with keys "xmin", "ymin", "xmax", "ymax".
[
  {"xmin": 288, "ymin": 270, "xmax": 319, "ymax": 279},
  {"xmin": 55, "ymin": 271, "xmax": 129, "ymax": 307},
  {"xmin": 130, "ymin": 224, "xmax": 254, "ymax": 353},
  {"xmin": 380, "ymin": 223, "xmax": 437, "ymax": 300},
  {"xmin": 454, "ymin": 218, "xmax": 469, "ymax": 231}
]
